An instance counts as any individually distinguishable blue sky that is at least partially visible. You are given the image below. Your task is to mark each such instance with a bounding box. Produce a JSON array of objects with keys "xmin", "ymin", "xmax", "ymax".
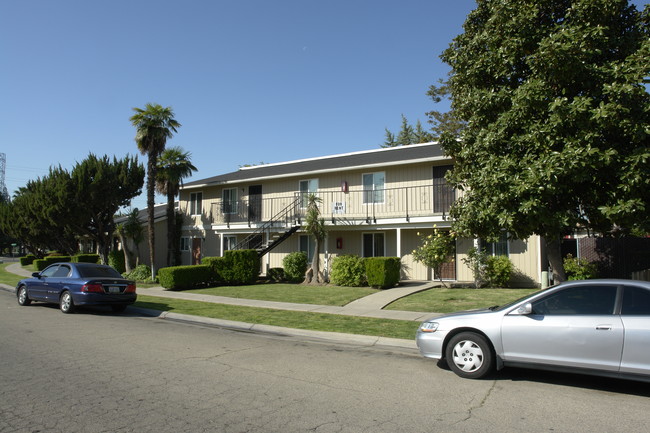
[{"xmin": 1, "ymin": 0, "xmax": 645, "ymax": 210}]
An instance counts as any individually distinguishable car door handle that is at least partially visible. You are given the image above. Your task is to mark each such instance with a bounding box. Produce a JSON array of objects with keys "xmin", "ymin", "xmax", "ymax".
[{"xmin": 596, "ymin": 325, "xmax": 612, "ymax": 330}]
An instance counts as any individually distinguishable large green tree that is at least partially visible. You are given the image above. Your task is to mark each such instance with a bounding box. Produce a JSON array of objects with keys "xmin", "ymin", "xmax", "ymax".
[
  {"xmin": 130, "ymin": 103, "xmax": 181, "ymax": 277},
  {"xmin": 440, "ymin": 0, "xmax": 649, "ymax": 282},
  {"xmin": 70, "ymin": 154, "xmax": 144, "ymax": 264},
  {"xmin": 156, "ymin": 146, "xmax": 197, "ymax": 267}
]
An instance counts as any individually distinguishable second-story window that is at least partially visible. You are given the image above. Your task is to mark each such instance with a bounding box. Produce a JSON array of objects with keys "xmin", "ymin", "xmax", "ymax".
[
  {"xmin": 190, "ymin": 192, "xmax": 203, "ymax": 216},
  {"xmin": 222, "ymin": 188, "xmax": 237, "ymax": 214},
  {"xmin": 363, "ymin": 172, "xmax": 385, "ymax": 204},
  {"xmin": 299, "ymin": 179, "xmax": 318, "ymax": 208}
]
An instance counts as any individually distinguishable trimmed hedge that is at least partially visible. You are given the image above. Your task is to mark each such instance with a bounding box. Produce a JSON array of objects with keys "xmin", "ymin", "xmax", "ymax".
[
  {"xmin": 365, "ymin": 257, "xmax": 401, "ymax": 289},
  {"xmin": 20, "ymin": 254, "xmax": 37, "ymax": 266},
  {"xmin": 73, "ymin": 254, "xmax": 100, "ymax": 263},
  {"xmin": 158, "ymin": 265, "xmax": 213, "ymax": 290},
  {"xmin": 109, "ymin": 249, "xmax": 126, "ymax": 274},
  {"xmin": 202, "ymin": 256, "xmax": 225, "ymax": 284},
  {"xmin": 219, "ymin": 250, "xmax": 260, "ymax": 285},
  {"xmin": 282, "ymin": 251, "xmax": 308, "ymax": 282},
  {"xmin": 330, "ymin": 255, "xmax": 367, "ymax": 287}
]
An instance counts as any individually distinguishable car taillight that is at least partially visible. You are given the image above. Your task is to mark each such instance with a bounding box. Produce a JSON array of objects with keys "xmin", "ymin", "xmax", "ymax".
[
  {"xmin": 81, "ymin": 283, "xmax": 104, "ymax": 293},
  {"xmin": 124, "ymin": 284, "xmax": 136, "ymax": 294}
]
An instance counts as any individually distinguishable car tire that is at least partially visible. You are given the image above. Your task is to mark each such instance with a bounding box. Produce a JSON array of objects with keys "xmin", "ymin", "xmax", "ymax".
[
  {"xmin": 60, "ymin": 291, "xmax": 75, "ymax": 314},
  {"xmin": 445, "ymin": 332, "xmax": 494, "ymax": 379},
  {"xmin": 17, "ymin": 286, "xmax": 31, "ymax": 306},
  {"xmin": 111, "ymin": 304, "xmax": 127, "ymax": 313}
]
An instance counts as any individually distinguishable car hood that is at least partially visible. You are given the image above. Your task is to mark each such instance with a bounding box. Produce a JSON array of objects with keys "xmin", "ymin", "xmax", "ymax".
[{"xmin": 424, "ymin": 307, "xmax": 495, "ymax": 322}]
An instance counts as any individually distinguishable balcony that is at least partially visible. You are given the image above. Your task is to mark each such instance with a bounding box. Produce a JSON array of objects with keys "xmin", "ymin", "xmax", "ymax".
[{"xmin": 211, "ymin": 184, "xmax": 455, "ymax": 227}]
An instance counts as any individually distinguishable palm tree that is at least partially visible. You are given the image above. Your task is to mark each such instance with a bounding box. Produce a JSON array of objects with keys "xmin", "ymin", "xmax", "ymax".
[
  {"xmin": 156, "ymin": 146, "xmax": 197, "ymax": 267},
  {"xmin": 302, "ymin": 194, "xmax": 326, "ymax": 284},
  {"xmin": 130, "ymin": 103, "xmax": 181, "ymax": 279}
]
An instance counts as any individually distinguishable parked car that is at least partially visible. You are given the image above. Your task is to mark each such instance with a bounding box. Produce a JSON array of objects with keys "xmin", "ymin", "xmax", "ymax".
[
  {"xmin": 416, "ymin": 279, "xmax": 650, "ymax": 382},
  {"xmin": 16, "ymin": 262, "xmax": 137, "ymax": 314}
]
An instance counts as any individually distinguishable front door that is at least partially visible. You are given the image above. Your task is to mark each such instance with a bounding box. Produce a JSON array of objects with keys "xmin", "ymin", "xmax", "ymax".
[
  {"xmin": 191, "ymin": 238, "xmax": 202, "ymax": 265},
  {"xmin": 248, "ymin": 185, "xmax": 262, "ymax": 223}
]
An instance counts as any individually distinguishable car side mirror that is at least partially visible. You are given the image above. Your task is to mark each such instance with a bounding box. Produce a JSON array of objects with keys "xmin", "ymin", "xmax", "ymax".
[
  {"xmin": 515, "ymin": 303, "xmax": 533, "ymax": 315},
  {"xmin": 32, "ymin": 272, "xmax": 41, "ymax": 278}
]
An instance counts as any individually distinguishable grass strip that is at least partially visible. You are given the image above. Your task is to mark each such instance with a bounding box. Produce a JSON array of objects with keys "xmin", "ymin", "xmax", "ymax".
[
  {"xmin": 186, "ymin": 284, "xmax": 378, "ymax": 306},
  {"xmin": 136, "ymin": 295, "xmax": 420, "ymax": 340}
]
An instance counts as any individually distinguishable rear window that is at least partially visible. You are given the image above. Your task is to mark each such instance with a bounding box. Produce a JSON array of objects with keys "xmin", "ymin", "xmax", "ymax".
[{"xmin": 77, "ymin": 265, "xmax": 123, "ymax": 279}]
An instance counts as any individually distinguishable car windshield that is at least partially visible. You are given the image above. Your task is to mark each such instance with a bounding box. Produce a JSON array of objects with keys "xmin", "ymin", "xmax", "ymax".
[{"xmin": 77, "ymin": 265, "xmax": 123, "ymax": 279}]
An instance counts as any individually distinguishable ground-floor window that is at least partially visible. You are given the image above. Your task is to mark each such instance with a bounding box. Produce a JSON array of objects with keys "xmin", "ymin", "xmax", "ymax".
[
  {"xmin": 223, "ymin": 235, "xmax": 237, "ymax": 252},
  {"xmin": 481, "ymin": 232, "xmax": 509, "ymax": 256},
  {"xmin": 180, "ymin": 237, "xmax": 191, "ymax": 252},
  {"xmin": 300, "ymin": 235, "xmax": 314, "ymax": 262},
  {"xmin": 363, "ymin": 232, "xmax": 385, "ymax": 257}
]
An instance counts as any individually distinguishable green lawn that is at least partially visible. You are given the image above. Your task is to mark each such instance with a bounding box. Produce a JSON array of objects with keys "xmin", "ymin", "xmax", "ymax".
[
  {"xmin": 185, "ymin": 283, "xmax": 379, "ymax": 306},
  {"xmin": 135, "ymin": 295, "xmax": 420, "ymax": 340},
  {"xmin": 0, "ymin": 263, "xmax": 23, "ymax": 287},
  {"xmin": 385, "ymin": 287, "xmax": 539, "ymax": 313}
]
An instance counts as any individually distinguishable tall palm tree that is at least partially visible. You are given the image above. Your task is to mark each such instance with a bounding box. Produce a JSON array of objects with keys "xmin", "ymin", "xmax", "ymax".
[
  {"xmin": 130, "ymin": 103, "xmax": 180, "ymax": 278},
  {"xmin": 156, "ymin": 146, "xmax": 197, "ymax": 267}
]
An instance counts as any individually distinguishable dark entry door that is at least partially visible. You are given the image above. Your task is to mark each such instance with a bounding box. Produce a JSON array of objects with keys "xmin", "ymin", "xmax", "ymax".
[
  {"xmin": 191, "ymin": 238, "xmax": 202, "ymax": 265},
  {"xmin": 249, "ymin": 185, "xmax": 262, "ymax": 223}
]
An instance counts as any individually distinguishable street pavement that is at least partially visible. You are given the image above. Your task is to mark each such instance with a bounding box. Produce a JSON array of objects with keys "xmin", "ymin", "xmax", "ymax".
[{"xmin": 2, "ymin": 262, "xmax": 440, "ymax": 351}]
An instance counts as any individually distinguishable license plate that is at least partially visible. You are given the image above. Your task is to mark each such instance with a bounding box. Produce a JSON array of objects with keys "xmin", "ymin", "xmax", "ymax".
[{"xmin": 108, "ymin": 286, "xmax": 121, "ymax": 294}]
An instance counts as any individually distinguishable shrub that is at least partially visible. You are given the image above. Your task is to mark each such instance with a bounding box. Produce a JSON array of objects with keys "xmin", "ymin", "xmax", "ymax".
[
  {"xmin": 124, "ymin": 265, "xmax": 153, "ymax": 282},
  {"xmin": 564, "ymin": 254, "xmax": 598, "ymax": 280},
  {"xmin": 202, "ymin": 256, "xmax": 225, "ymax": 285},
  {"xmin": 412, "ymin": 226, "xmax": 455, "ymax": 284},
  {"xmin": 158, "ymin": 265, "xmax": 213, "ymax": 290},
  {"xmin": 33, "ymin": 259, "xmax": 48, "ymax": 271},
  {"xmin": 73, "ymin": 254, "xmax": 100, "ymax": 263},
  {"xmin": 330, "ymin": 255, "xmax": 367, "ymax": 287},
  {"xmin": 485, "ymin": 255, "xmax": 514, "ymax": 287},
  {"xmin": 108, "ymin": 249, "xmax": 126, "ymax": 274},
  {"xmin": 462, "ymin": 247, "xmax": 490, "ymax": 288},
  {"xmin": 267, "ymin": 267, "xmax": 285, "ymax": 283},
  {"xmin": 365, "ymin": 257, "xmax": 401, "ymax": 289},
  {"xmin": 20, "ymin": 254, "xmax": 36, "ymax": 266},
  {"xmin": 283, "ymin": 252, "xmax": 308, "ymax": 282},
  {"xmin": 219, "ymin": 250, "xmax": 260, "ymax": 285}
]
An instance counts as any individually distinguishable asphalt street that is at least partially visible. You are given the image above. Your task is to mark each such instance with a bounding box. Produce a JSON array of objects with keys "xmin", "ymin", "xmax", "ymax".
[{"xmin": 1, "ymin": 290, "xmax": 649, "ymax": 433}]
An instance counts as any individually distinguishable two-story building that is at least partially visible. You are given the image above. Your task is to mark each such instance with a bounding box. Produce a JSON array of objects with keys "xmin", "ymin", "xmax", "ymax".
[{"xmin": 178, "ymin": 143, "xmax": 542, "ymax": 286}]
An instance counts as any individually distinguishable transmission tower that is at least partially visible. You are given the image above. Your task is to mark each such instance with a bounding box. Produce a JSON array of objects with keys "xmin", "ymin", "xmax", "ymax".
[{"xmin": 0, "ymin": 153, "xmax": 8, "ymax": 201}]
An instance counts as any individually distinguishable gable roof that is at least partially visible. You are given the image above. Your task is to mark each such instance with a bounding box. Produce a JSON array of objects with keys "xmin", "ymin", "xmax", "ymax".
[{"xmin": 182, "ymin": 142, "xmax": 447, "ymax": 189}]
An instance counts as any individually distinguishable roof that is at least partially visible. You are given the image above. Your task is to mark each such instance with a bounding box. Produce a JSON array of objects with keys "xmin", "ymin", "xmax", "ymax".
[
  {"xmin": 182, "ymin": 142, "xmax": 447, "ymax": 189},
  {"xmin": 114, "ymin": 202, "xmax": 171, "ymax": 225}
]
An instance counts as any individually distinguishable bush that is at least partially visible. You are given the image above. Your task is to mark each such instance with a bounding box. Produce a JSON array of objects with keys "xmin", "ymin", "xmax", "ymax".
[
  {"xmin": 365, "ymin": 257, "xmax": 401, "ymax": 289},
  {"xmin": 123, "ymin": 265, "xmax": 153, "ymax": 282},
  {"xmin": 485, "ymin": 255, "xmax": 514, "ymax": 287},
  {"xmin": 219, "ymin": 250, "xmax": 260, "ymax": 285},
  {"xmin": 33, "ymin": 259, "xmax": 48, "ymax": 271},
  {"xmin": 20, "ymin": 254, "xmax": 36, "ymax": 266},
  {"xmin": 108, "ymin": 249, "xmax": 125, "ymax": 274},
  {"xmin": 158, "ymin": 265, "xmax": 213, "ymax": 290},
  {"xmin": 330, "ymin": 255, "xmax": 367, "ymax": 287},
  {"xmin": 267, "ymin": 267, "xmax": 285, "ymax": 282},
  {"xmin": 564, "ymin": 254, "xmax": 598, "ymax": 280},
  {"xmin": 283, "ymin": 252, "xmax": 308, "ymax": 282},
  {"xmin": 73, "ymin": 254, "xmax": 100, "ymax": 263},
  {"xmin": 202, "ymin": 256, "xmax": 225, "ymax": 285}
]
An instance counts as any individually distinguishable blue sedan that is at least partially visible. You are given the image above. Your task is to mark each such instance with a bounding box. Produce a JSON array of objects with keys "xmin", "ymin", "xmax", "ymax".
[{"xmin": 16, "ymin": 262, "xmax": 137, "ymax": 314}]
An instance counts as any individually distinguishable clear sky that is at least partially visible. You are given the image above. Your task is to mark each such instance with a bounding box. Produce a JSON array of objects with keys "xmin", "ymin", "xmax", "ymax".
[{"xmin": 1, "ymin": 0, "xmax": 645, "ymax": 210}]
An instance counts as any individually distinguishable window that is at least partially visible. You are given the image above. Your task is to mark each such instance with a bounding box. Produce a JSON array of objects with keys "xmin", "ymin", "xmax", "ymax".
[
  {"xmin": 481, "ymin": 232, "xmax": 509, "ymax": 256},
  {"xmin": 222, "ymin": 188, "xmax": 237, "ymax": 214},
  {"xmin": 300, "ymin": 235, "xmax": 314, "ymax": 262},
  {"xmin": 180, "ymin": 237, "xmax": 191, "ymax": 252},
  {"xmin": 223, "ymin": 235, "xmax": 237, "ymax": 252},
  {"xmin": 53, "ymin": 265, "xmax": 71, "ymax": 278},
  {"xmin": 433, "ymin": 165, "xmax": 455, "ymax": 213},
  {"xmin": 363, "ymin": 172, "xmax": 385, "ymax": 204},
  {"xmin": 622, "ymin": 286, "xmax": 650, "ymax": 315},
  {"xmin": 299, "ymin": 179, "xmax": 318, "ymax": 208},
  {"xmin": 532, "ymin": 285, "xmax": 617, "ymax": 315},
  {"xmin": 363, "ymin": 232, "xmax": 385, "ymax": 257},
  {"xmin": 190, "ymin": 192, "xmax": 203, "ymax": 216}
]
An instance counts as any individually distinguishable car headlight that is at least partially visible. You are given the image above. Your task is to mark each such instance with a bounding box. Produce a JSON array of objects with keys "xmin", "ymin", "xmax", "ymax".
[{"xmin": 419, "ymin": 322, "xmax": 439, "ymax": 333}]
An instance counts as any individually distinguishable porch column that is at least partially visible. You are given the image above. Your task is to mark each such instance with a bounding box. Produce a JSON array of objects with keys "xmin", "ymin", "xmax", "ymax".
[{"xmin": 396, "ymin": 228, "xmax": 402, "ymax": 258}]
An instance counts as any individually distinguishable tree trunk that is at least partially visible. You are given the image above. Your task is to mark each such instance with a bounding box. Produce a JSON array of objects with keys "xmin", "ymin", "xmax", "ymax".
[
  {"xmin": 303, "ymin": 239, "xmax": 324, "ymax": 284},
  {"xmin": 147, "ymin": 155, "xmax": 156, "ymax": 279},
  {"xmin": 118, "ymin": 231, "xmax": 133, "ymax": 274},
  {"xmin": 546, "ymin": 236, "xmax": 566, "ymax": 284}
]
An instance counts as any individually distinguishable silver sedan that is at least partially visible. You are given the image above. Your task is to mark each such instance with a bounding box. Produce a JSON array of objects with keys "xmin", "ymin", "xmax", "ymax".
[{"xmin": 416, "ymin": 279, "xmax": 650, "ymax": 381}]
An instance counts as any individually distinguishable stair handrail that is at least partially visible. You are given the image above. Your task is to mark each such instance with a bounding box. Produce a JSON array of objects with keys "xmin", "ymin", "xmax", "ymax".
[{"xmin": 233, "ymin": 195, "xmax": 302, "ymax": 251}]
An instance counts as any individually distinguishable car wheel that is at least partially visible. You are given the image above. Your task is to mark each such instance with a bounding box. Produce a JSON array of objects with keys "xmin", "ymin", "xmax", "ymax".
[
  {"xmin": 111, "ymin": 304, "xmax": 127, "ymax": 313},
  {"xmin": 60, "ymin": 291, "xmax": 75, "ymax": 314},
  {"xmin": 17, "ymin": 286, "xmax": 31, "ymax": 306},
  {"xmin": 445, "ymin": 332, "xmax": 494, "ymax": 379}
]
